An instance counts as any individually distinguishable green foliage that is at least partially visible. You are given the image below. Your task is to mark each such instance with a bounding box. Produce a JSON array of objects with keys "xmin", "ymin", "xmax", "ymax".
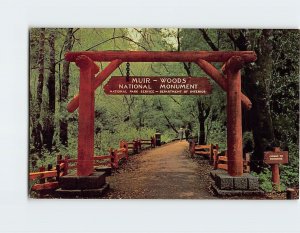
[
  {"xmin": 252, "ymin": 168, "xmax": 287, "ymax": 192},
  {"xmin": 252, "ymin": 140, "xmax": 299, "ymax": 192},
  {"xmin": 252, "ymin": 169, "xmax": 273, "ymax": 192},
  {"xmin": 280, "ymin": 142, "xmax": 299, "ymax": 187},
  {"xmin": 206, "ymin": 120, "xmax": 227, "ymax": 151},
  {"xmin": 161, "ymin": 131, "xmax": 177, "ymax": 143}
]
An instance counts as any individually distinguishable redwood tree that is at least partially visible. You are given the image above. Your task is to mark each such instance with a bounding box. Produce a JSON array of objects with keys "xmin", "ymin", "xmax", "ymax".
[
  {"xmin": 31, "ymin": 28, "xmax": 45, "ymax": 151},
  {"xmin": 60, "ymin": 28, "xmax": 74, "ymax": 146},
  {"xmin": 42, "ymin": 30, "xmax": 56, "ymax": 151}
]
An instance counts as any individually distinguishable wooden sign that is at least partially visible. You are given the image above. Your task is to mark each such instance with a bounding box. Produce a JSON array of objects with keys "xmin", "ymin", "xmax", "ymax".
[
  {"xmin": 264, "ymin": 151, "xmax": 288, "ymax": 164},
  {"xmin": 104, "ymin": 76, "xmax": 212, "ymax": 95}
]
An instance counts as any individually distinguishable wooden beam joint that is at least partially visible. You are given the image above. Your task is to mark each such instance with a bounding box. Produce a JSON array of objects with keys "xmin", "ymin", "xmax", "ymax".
[
  {"xmin": 75, "ymin": 55, "xmax": 99, "ymax": 74},
  {"xmin": 222, "ymin": 56, "xmax": 244, "ymax": 74},
  {"xmin": 195, "ymin": 58, "xmax": 252, "ymax": 110}
]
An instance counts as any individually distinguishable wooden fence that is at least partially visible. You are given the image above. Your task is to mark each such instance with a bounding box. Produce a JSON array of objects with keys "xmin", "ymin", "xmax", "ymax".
[
  {"xmin": 29, "ymin": 136, "xmax": 157, "ymax": 194},
  {"xmin": 189, "ymin": 140, "xmax": 218, "ymax": 165},
  {"xmin": 189, "ymin": 140, "xmax": 250, "ymax": 173}
]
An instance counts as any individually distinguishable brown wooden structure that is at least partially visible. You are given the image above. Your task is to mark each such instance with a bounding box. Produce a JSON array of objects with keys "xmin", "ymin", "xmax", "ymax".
[
  {"xmin": 29, "ymin": 137, "xmax": 155, "ymax": 195},
  {"xmin": 264, "ymin": 147, "xmax": 289, "ymax": 191},
  {"xmin": 64, "ymin": 50, "xmax": 256, "ymax": 177}
]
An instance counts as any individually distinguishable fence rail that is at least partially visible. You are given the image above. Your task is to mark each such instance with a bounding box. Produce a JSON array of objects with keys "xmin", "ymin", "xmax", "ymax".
[
  {"xmin": 29, "ymin": 135, "xmax": 157, "ymax": 195},
  {"xmin": 189, "ymin": 140, "xmax": 218, "ymax": 165},
  {"xmin": 189, "ymin": 140, "xmax": 251, "ymax": 173}
]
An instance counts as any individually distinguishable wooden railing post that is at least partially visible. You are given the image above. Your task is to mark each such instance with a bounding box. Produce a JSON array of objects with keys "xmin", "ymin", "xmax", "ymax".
[
  {"xmin": 110, "ymin": 148, "xmax": 114, "ymax": 168},
  {"xmin": 138, "ymin": 140, "xmax": 142, "ymax": 152},
  {"xmin": 63, "ymin": 156, "xmax": 69, "ymax": 176},
  {"xmin": 190, "ymin": 139, "xmax": 195, "ymax": 158},
  {"xmin": 133, "ymin": 140, "xmax": 138, "ymax": 154},
  {"xmin": 125, "ymin": 142, "xmax": 129, "ymax": 159},
  {"xmin": 213, "ymin": 144, "xmax": 219, "ymax": 169},
  {"xmin": 209, "ymin": 144, "xmax": 214, "ymax": 165},
  {"xmin": 39, "ymin": 166, "xmax": 45, "ymax": 184},
  {"xmin": 213, "ymin": 149, "xmax": 218, "ymax": 170},
  {"xmin": 55, "ymin": 164, "xmax": 60, "ymax": 181},
  {"xmin": 114, "ymin": 149, "xmax": 119, "ymax": 169}
]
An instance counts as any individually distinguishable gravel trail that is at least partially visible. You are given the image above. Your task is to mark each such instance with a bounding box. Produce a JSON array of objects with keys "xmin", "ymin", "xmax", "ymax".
[{"xmin": 103, "ymin": 141, "xmax": 216, "ymax": 199}]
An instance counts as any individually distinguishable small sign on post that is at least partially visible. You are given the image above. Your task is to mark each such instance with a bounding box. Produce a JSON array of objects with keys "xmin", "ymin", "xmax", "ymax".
[
  {"xmin": 104, "ymin": 76, "xmax": 212, "ymax": 95},
  {"xmin": 264, "ymin": 147, "xmax": 288, "ymax": 191}
]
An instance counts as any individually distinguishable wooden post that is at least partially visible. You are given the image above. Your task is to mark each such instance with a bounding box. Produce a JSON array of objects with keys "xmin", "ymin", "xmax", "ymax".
[
  {"xmin": 138, "ymin": 140, "xmax": 142, "ymax": 152},
  {"xmin": 114, "ymin": 149, "xmax": 119, "ymax": 169},
  {"xmin": 190, "ymin": 140, "xmax": 195, "ymax": 158},
  {"xmin": 133, "ymin": 140, "xmax": 138, "ymax": 154},
  {"xmin": 122, "ymin": 141, "xmax": 129, "ymax": 159},
  {"xmin": 225, "ymin": 56, "xmax": 244, "ymax": 176},
  {"xmin": 109, "ymin": 148, "xmax": 114, "ymax": 168},
  {"xmin": 76, "ymin": 55, "xmax": 98, "ymax": 176},
  {"xmin": 264, "ymin": 147, "xmax": 289, "ymax": 192},
  {"xmin": 63, "ymin": 156, "xmax": 69, "ymax": 176},
  {"xmin": 55, "ymin": 164, "xmax": 60, "ymax": 181},
  {"xmin": 271, "ymin": 164, "xmax": 280, "ymax": 191},
  {"xmin": 271, "ymin": 147, "xmax": 281, "ymax": 191},
  {"xmin": 151, "ymin": 136, "xmax": 155, "ymax": 148},
  {"xmin": 286, "ymin": 188, "xmax": 296, "ymax": 199},
  {"xmin": 209, "ymin": 144, "xmax": 214, "ymax": 165},
  {"xmin": 39, "ymin": 166, "xmax": 45, "ymax": 184},
  {"xmin": 213, "ymin": 149, "xmax": 218, "ymax": 169}
]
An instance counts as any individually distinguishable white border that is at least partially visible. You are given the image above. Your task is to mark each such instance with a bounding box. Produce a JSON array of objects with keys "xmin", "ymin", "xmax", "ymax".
[{"xmin": 0, "ymin": 0, "xmax": 299, "ymax": 232}]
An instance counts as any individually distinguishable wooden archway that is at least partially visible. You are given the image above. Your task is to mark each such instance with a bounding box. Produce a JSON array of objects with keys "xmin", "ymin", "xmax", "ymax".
[{"xmin": 65, "ymin": 51, "xmax": 257, "ymax": 177}]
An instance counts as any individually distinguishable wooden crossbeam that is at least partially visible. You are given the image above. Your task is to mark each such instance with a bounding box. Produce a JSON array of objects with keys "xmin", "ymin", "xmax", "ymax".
[{"xmin": 65, "ymin": 51, "xmax": 257, "ymax": 63}]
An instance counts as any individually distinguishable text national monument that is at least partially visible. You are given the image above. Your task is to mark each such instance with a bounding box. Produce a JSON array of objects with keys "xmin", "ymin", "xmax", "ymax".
[{"xmin": 104, "ymin": 76, "xmax": 212, "ymax": 95}]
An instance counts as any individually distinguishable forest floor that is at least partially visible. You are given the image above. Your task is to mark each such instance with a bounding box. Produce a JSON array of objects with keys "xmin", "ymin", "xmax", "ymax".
[{"xmin": 103, "ymin": 140, "xmax": 216, "ymax": 199}]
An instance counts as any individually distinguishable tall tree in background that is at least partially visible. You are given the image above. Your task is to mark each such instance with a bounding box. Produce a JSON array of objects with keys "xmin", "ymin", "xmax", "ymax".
[
  {"xmin": 60, "ymin": 28, "xmax": 74, "ymax": 147},
  {"xmin": 196, "ymin": 99, "xmax": 210, "ymax": 144},
  {"xmin": 180, "ymin": 29, "xmax": 214, "ymax": 144},
  {"xmin": 226, "ymin": 30, "xmax": 276, "ymax": 169},
  {"xmin": 42, "ymin": 30, "xmax": 56, "ymax": 151},
  {"xmin": 31, "ymin": 28, "xmax": 45, "ymax": 152},
  {"xmin": 248, "ymin": 30, "xmax": 276, "ymax": 168},
  {"xmin": 197, "ymin": 29, "xmax": 276, "ymax": 169}
]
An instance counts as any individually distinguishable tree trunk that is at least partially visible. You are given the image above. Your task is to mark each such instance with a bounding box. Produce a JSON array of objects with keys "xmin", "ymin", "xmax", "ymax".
[
  {"xmin": 60, "ymin": 28, "xmax": 74, "ymax": 147},
  {"xmin": 158, "ymin": 100, "xmax": 178, "ymax": 134},
  {"xmin": 32, "ymin": 28, "xmax": 45, "ymax": 151},
  {"xmin": 199, "ymin": 115, "xmax": 206, "ymax": 145},
  {"xmin": 42, "ymin": 31, "xmax": 56, "ymax": 151},
  {"xmin": 246, "ymin": 30, "xmax": 276, "ymax": 170},
  {"xmin": 197, "ymin": 99, "xmax": 209, "ymax": 145}
]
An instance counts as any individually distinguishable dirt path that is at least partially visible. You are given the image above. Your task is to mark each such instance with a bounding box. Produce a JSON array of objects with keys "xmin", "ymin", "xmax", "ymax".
[{"xmin": 104, "ymin": 141, "xmax": 216, "ymax": 199}]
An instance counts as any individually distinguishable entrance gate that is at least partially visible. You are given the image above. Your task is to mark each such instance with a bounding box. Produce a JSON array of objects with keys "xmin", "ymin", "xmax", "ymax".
[{"xmin": 65, "ymin": 51, "xmax": 256, "ymax": 177}]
